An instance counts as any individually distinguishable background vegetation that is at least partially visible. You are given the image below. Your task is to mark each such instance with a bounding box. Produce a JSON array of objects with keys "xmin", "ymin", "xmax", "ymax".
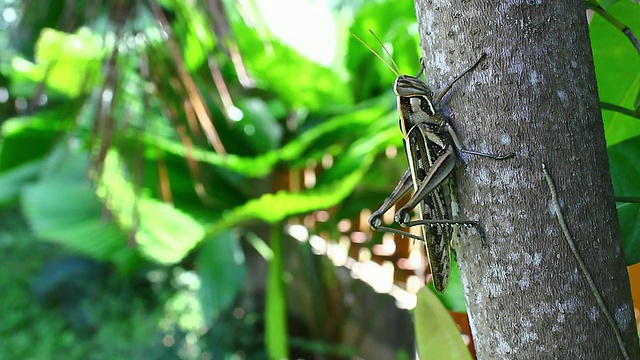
[{"xmin": 0, "ymin": 0, "xmax": 638, "ymax": 359}]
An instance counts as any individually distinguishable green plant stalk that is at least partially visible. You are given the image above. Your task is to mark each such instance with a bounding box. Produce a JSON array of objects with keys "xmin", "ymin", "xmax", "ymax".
[{"xmin": 265, "ymin": 224, "xmax": 289, "ymax": 359}]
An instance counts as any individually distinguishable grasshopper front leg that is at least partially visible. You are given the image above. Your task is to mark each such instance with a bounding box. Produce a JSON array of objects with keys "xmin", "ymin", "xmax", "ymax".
[
  {"xmin": 394, "ymin": 145, "xmax": 484, "ymax": 238},
  {"xmin": 368, "ymin": 169, "xmax": 425, "ymax": 241},
  {"xmin": 394, "ymin": 145, "xmax": 456, "ymax": 225}
]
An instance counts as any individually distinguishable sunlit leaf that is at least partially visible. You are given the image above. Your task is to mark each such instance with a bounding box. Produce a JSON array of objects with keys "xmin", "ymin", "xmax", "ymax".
[
  {"xmin": 414, "ymin": 288, "xmax": 472, "ymax": 360},
  {"xmin": 204, "ymin": 117, "xmax": 398, "ymax": 236},
  {"xmin": 172, "ymin": 0, "xmax": 217, "ymax": 71},
  {"xmin": 98, "ymin": 150, "xmax": 204, "ymax": 264},
  {"xmin": 229, "ymin": 6, "xmax": 352, "ymax": 111},
  {"xmin": 206, "ymin": 163, "xmax": 367, "ymax": 235},
  {"xmin": 135, "ymin": 198, "xmax": 205, "ymax": 264},
  {"xmin": 144, "ymin": 105, "xmax": 389, "ymax": 178},
  {"xmin": 10, "ymin": 27, "xmax": 104, "ymax": 98},
  {"xmin": 0, "ymin": 111, "xmax": 69, "ymax": 171},
  {"xmin": 22, "ymin": 180, "xmax": 132, "ymax": 262}
]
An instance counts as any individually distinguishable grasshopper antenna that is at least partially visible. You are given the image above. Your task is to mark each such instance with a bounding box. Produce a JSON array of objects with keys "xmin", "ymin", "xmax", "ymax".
[{"xmin": 352, "ymin": 30, "xmax": 402, "ymax": 77}]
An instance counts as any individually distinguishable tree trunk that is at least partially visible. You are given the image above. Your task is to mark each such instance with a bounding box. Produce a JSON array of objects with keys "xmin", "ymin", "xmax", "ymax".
[{"xmin": 413, "ymin": 1, "xmax": 639, "ymax": 359}]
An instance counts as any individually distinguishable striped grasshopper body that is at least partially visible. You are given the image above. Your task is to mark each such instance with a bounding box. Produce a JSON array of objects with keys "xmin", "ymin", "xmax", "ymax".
[{"xmin": 357, "ymin": 34, "xmax": 514, "ymax": 293}]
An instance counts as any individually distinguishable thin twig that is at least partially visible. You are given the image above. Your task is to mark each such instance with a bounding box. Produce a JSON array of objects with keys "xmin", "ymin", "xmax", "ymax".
[
  {"xmin": 615, "ymin": 196, "xmax": 640, "ymax": 203},
  {"xmin": 600, "ymin": 102, "xmax": 640, "ymax": 120},
  {"xmin": 541, "ymin": 163, "xmax": 629, "ymax": 360},
  {"xmin": 585, "ymin": 0, "xmax": 640, "ymax": 58}
]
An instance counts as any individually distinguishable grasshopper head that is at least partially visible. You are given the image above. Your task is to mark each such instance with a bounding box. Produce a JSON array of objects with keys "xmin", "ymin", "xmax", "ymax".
[{"xmin": 394, "ymin": 75, "xmax": 434, "ymax": 99}]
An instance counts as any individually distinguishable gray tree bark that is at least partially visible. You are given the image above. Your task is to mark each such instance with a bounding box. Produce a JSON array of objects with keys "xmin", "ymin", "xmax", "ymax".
[{"xmin": 413, "ymin": 1, "xmax": 639, "ymax": 359}]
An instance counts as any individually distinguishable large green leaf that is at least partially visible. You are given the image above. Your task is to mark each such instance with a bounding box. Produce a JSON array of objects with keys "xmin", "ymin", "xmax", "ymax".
[
  {"xmin": 347, "ymin": 0, "xmax": 422, "ymax": 106},
  {"xmin": 0, "ymin": 111, "xmax": 69, "ymax": 172},
  {"xmin": 414, "ymin": 288, "xmax": 472, "ymax": 360},
  {"xmin": 617, "ymin": 203, "xmax": 640, "ymax": 265},
  {"xmin": 608, "ymin": 135, "xmax": 640, "ymax": 265},
  {"xmin": 134, "ymin": 198, "xmax": 205, "ymax": 264},
  {"xmin": 228, "ymin": 4, "xmax": 352, "ymax": 112},
  {"xmin": 22, "ymin": 179, "xmax": 137, "ymax": 266},
  {"xmin": 19, "ymin": 150, "xmax": 141, "ymax": 272},
  {"xmin": 143, "ymin": 105, "xmax": 389, "ymax": 178},
  {"xmin": 97, "ymin": 150, "xmax": 205, "ymax": 264},
  {"xmin": 204, "ymin": 118, "xmax": 398, "ymax": 237},
  {"xmin": 590, "ymin": 1, "xmax": 640, "ymax": 146},
  {"xmin": 197, "ymin": 231, "xmax": 246, "ymax": 325},
  {"xmin": 10, "ymin": 27, "xmax": 104, "ymax": 98},
  {"xmin": 608, "ymin": 136, "xmax": 640, "ymax": 196},
  {"xmin": 0, "ymin": 160, "xmax": 42, "ymax": 205}
]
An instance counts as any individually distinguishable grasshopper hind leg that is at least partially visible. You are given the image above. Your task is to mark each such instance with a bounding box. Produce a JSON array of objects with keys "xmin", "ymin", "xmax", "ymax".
[{"xmin": 404, "ymin": 218, "xmax": 486, "ymax": 246}]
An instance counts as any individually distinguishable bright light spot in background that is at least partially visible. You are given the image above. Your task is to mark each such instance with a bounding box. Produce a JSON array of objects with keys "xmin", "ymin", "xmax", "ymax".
[
  {"xmin": 228, "ymin": 105, "xmax": 244, "ymax": 121},
  {"xmin": 2, "ymin": 7, "xmax": 17, "ymax": 23},
  {"xmin": 14, "ymin": 97, "xmax": 26, "ymax": 111},
  {"xmin": 0, "ymin": 88, "xmax": 8, "ymax": 103},
  {"xmin": 243, "ymin": 124, "xmax": 255, "ymax": 135},
  {"xmin": 101, "ymin": 88, "xmax": 113, "ymax": 102},
  {"xmin": 255, "ymin": 0, "xmax": 337, "ymax": 66}
]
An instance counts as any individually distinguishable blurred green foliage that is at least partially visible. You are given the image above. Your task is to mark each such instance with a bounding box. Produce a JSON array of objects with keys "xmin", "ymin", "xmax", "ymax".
[
  {"xmin": 0, "ymin": 0, "xmax": 639, "ymax": 358},
  {"xmin": 591, "ymin": 0, "xmax": 640, "ymax": 265}
]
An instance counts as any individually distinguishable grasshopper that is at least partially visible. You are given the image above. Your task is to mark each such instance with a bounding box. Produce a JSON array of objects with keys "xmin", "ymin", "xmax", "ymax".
[{"xmin": 355, "ymin": 32, "xmax": 514, "ymax": 293}]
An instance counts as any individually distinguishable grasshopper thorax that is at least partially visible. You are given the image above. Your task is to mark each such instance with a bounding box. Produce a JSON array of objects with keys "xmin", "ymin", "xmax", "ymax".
[{"xmin": 395, "ymin": 75, "xmax": 440, "ymax": 138}]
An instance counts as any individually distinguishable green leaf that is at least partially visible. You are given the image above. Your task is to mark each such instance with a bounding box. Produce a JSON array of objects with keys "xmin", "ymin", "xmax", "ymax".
[
  {"xmin": 0, "ymin": 160, "xmax": 42, "ymax": 205},
  {"xmin": 134, "ymin": 198, "xmax": 205, "ymax": 264},
  {"xmin": 197, "ymin": 231, "xmax": 246, "ymax": 325},
  {"xmin": 230, "ymin": 7, "xmax": 352, "ymax": 111},
  {"xmin": 173, "ymin": 0, "xmax": 216, "ymax": 71},
  {"xmin": 202, "ymin": 105, "xmax": 399, "ymax": 237},
  {"xmin": 414, "ymin": 288, "xmax": 472, "ymax": 360},
  {"xmin": 19, "ymin": 150, "xmax": 142, "ymax": 273},
  {"xmin": 608, "ymin": 136, "xmax": 640, "ymax": 265},
  {"xmin": 234, "ymin": 98, "xmax": 283, "ymax": 153},
  {"xmin": 590, "ymin": 2, "xmax": 640, "ymax": 146},
  {"xmin": 204, "ymin": 125, "xmax": 397, "ymax": 236},
  {"xmin": 608, "ymin": 136, "xmax": 640, "ymax": 197},
  {"xmin": 145, "ymin": 105, "xmax": 389, "ymax": 178},
  {"xmin": 348, "ymin": 1, "xmax": 421, "ymax": 102},
  {"xmin": 10, "ymin": 27, "xmax": 104, "ymax": 98},
  {"xmin": 0, "ymin": 111, "xmax": 69, "ymax": 172},
  {"xmin": 207, "ymin": 165, "xmax": 366, "ymax": 235},
  {"xmin": 97, "ymin": 150, "xmax": 205, "ymax": 264},
  {"xmin": 634, "ymin": 88, "xmax": 640, "ymax": 117},
  {"xmin": 617, "ymin": 202, "xmax": 640, "ymax": 265},
  {"xmin": 22, "ymin": 179, "xmax": 134, "ymax": 263}
]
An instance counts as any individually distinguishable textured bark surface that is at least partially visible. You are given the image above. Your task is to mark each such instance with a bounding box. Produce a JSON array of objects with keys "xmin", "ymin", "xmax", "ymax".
[{"xmin": 413, "ymin": 1, "xmax": 639, "ymax": 359}]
